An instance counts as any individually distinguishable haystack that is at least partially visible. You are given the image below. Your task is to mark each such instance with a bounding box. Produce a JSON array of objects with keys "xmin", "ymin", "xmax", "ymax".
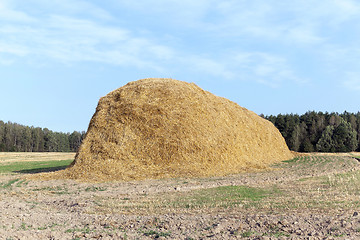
[{"xmin": 60, "ymin": 78, "xmax": 293, "ymax": 181}]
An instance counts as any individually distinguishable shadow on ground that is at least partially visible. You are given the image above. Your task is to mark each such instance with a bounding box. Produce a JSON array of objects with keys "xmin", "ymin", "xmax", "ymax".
[{"xmin": 15, "ymin": 166, "xmax": 68, "ymax": 174}]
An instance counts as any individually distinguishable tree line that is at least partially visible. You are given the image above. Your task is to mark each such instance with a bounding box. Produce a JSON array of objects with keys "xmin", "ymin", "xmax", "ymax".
[
  {"xmin": 263, "ymin": 111, "xmax": 360, "ymax": 152},
  {"xmin": 0, "ymin": 120, "xmax": 85, "ymax": 152},
  {"xmin": 1, "ymin": 110, "xmax": 360, "ymax": 153}
]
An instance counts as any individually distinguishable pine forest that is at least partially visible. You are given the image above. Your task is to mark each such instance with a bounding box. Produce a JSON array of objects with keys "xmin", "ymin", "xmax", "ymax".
[{"xmin": 1, "ymin": 110, "xmax": 360, "ymax": 153}]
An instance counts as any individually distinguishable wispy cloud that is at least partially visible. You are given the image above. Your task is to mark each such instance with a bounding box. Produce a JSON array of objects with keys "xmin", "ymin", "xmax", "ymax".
[
  {"xmin": 329, "ymin": 0, "xmax": 360, "ymax": 24},
  {"xmin": 0, "ymin": 2, "xmax": 174, "ymax": 71},
  {"xmin": 232, "ymin": 52, "xmax": 306, "ymax": 88},
  {"xmin": 0, "ymin": 0, "xmax": 237, "ymax": 78},
  {"xmin": 0, "ymin": 42, "xmax": 28, "ymax": 56},
  {"xmin": 197, "ymin": 0, "xmax": 360, "ymax": 46},
  {"xmin": 1, "ymin": 0, "xmax": 359, "ymax": 90},
  {"xmin": 184, "ymin": 56, "xmax": 234, "ymax": 79},
  {"xmin": 0, "ymin": 1, "xmax": 35, "ymax": 22},
  {"xmin": 195, "ymin": 1, "xmax": 325, "ymax": 45},
  {"xmin": 116, "ymin": 0, "xmax": 213, "ymax": 26}
]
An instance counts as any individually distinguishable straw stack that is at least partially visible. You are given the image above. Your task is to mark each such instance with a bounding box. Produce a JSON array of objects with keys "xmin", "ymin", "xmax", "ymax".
[{"xmin": 56, "ymin": 78, "xmax": 293, "ymax": 181}]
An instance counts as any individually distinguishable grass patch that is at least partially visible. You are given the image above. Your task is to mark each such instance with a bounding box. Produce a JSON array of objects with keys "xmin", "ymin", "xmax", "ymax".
[
  {"xmin": 323, "ymin": 170, "xmax": 360, "ymax": 194},
  {"xmin": 274, "ymin": 156, "xmax": 314, "ymax": 168},
  {"xmin": 0, "ymin": 159, "xmax": 73, "ymax": 174},
  {"xmin": 65, "ymin": 227, "xmax": 92, "ymax": 234},
  {"xmin": 15, "ymin": 179, "xmax": 28, "ymax": 187},
  {"xmin": 33, "ymin": 186, "xmax": 70, "ymax": 195},
  {"xmin": 276, "ymin": 155, "xmax": 356, "ymax": 174},
  {"xmin": 167, "ymin": 185, "xmax": 279, "ymax": 209},
  {"xmin": 263, "ymin": 168, "xmax": 360, "ymax": 211},
  {"xmin": 0, "ymin": 178, "xmax": 21, "ymax": 189},
  {"xmin": 19, "ymin": 222, "xmax": 32, "ymax": 231},
  {"xmin": 281, "ymin": 157, "xmax": 300, "ymax": 163},
  {"xmin": 241, "ymin": 230, "xmax": 256, "ymax": 237},
  {"xmin": 96, "ymin": 185, "xmax": 281, "ymax": 214}
]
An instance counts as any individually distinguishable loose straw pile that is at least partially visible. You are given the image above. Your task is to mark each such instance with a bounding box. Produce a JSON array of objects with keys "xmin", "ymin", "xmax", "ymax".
[{"xmin": 43, "ymin": 78, "xmax": 293, "ymax": 181}]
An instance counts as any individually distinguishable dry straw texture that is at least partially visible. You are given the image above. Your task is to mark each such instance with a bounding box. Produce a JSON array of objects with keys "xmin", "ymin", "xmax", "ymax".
[{"xmin": 53, "ymin": 78, "xmax": 293, "ymax": 181}]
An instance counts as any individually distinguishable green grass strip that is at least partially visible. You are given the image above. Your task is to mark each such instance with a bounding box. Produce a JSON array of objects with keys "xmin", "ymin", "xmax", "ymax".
[
  {"xmin": 0, "ymin": 159, "xmax": 73, "ymax": 174},
  {"xmin": 169, "ymin": 185, "xmax": 278, "ymax": 209},
  {"xmin": 0, "ymin": 178, "xmax": 21, "ymax": 189}
]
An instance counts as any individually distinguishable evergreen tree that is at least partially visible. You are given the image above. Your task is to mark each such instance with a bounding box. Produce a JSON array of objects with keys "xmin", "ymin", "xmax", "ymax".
[
  {"xmin": 357, "ymin": 114, "xmax": 360, "ymax": 151},
  {"xmin": 328, "ymin": 114, "xmax": 341, "ymax": 127},
  {"xmin": 348, "ymin": 114, "xmax": 357, "ymax": 130},
  {"xmin": 302, "ymin": 138, "xmax": 314, "ymax": 152},
  {"xmin": 44, "ymin": 129, "xmax": 57, "ymax": 152},
  {"xmin": 283, "ymin": 114, "xmax": 297, "ymax": 147},
  {"xmin": 275, "ymin": 114, "xmax": 287, "ymax": 138},
  {"xmin": 56, "ymin": 132, "xmax": 70, "ymax": 152},
  {"xmin": 4, "ymin": 123, "xmax": 16, "ymax": 151},
  {"xmin": 20, "ymin": 127, "xmax": 32, "ymax": 152},
  {"xmin": 69, "ymin": 131, "xmax": 83, "ymax": 152},
  {"xmin": 31, "ymin": 127, "xmax": 45, "ymax": 152},
  {"xmin": 316, "ymin": 126, "xmax": 335, "ymax": 152},
  {"xmin": 0, "ymin": 121, "xmax": 4, "ymax": 151},
  {"xmin": 289, "ymin": 125, "xmax": 301, "ymax": 152},
  {"xmin": 332, "ymin": 119, "xmax": 358, "ymax": 152},
  {"xmin": 0, "ymin": 120, "xmax": 81, "ymax": 152},
  {"xmin": 265, "ymin": 111, "xmax": 360, "ymax": 153}
]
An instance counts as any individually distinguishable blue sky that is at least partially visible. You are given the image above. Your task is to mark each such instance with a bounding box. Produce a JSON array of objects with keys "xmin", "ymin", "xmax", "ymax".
[{"xmin": 1, "ymin": 0, "xmax": 360, "ymax": 132}]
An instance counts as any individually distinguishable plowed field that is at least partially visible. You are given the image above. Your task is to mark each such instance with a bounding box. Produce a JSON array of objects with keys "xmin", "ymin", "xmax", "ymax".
[{"xmin": 0, "ymin": 152, "xmax": 360, "ymax": 239}]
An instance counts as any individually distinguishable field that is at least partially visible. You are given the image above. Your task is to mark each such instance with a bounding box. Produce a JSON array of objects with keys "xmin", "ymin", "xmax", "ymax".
[{"xmin": 0, "ymin": 153, "xmax": 360, "ymax": 239}]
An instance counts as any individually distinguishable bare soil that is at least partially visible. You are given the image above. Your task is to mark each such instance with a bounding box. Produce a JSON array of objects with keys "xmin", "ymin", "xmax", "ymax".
[{"xmin": 1, "ymin": 152, "xmax": 360, "ymax": 239}]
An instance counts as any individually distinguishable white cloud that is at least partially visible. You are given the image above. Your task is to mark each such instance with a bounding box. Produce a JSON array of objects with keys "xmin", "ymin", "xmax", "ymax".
[
  {"xmin": 286, "ymin": 25, "xmax": 324, "ymax": 44},
  {"xmin": 0, "ymin": 0, "xmax": 35, "ymax": 22},
  {"xmin": 116, "ymin": 0, "xmax": 212, "ymax": 23},
  {"xmin": 0, "ymin": 0, "xmax": 357, "ymax": 90},
  {"xmin": 321, "ymin": 45, "xmax": 360, "ymax": 86},
  {"xmin": 0, "ymin": 6, "xmax": 172, "ymax": 71},
  {"xmin": 8, "ymin": 0, "xmax": 113, "ymax": 21},
  {"xmin": 183, "ymin": 0, "xmax": 359, "ymax": 46},
  {"xmin": 185, "ymin": 56, "xmax": 234, "ymax": 79},
  {"xmin": 0, "ymin": 1, "xmax": 228, "ymax": 76},
  {"xmin": 330, "ymin": 0, "xmax": 360, "ymax": 23},
  {"xmin": 0, "ymin": 42, "xmax": 28, "ymax": 56},
  {"xmin": 0, "ymin": 1, "xmax": 306, "ymax": 87},
  {"xmin": 232, "ymin": 52, "xmax": 306, "ymax": 87},
  {"xmin": 47, "ymin": 15, "xmax": 129, "ymax": 43}
]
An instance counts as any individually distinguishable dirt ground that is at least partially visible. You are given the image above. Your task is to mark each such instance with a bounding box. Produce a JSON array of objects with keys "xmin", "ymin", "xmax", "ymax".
[{"xmin": 0, "ymin": 153, "xmax": 360, "ymax": 239}]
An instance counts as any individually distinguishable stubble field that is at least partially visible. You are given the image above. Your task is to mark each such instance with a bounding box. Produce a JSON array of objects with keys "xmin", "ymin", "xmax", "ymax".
[{"xmin": 0, "ymin": 152, "xmax": 360, "ymax": 239}]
